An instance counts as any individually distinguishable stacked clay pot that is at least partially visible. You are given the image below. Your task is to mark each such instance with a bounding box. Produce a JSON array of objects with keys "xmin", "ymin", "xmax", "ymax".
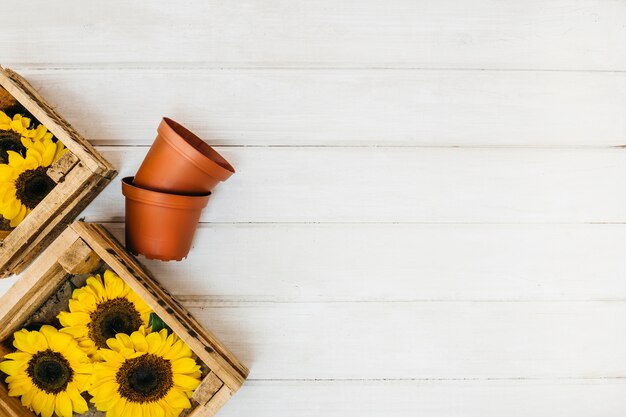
[{"xmin": 122, "ymin": 118, "xmax": 235, "ymax": 261}]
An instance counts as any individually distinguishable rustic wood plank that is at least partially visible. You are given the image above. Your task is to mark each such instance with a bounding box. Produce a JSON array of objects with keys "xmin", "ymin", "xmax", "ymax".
[
  {"xmin": 57, "ymin": 237, "xmax": 101, "ymax": 274},
  {"xmin": 0, "ymin": 68, "xmax": 113, "ymax": 175},
  {"xmin": 183, "ymin": 301, "xmax": 626, "ymax": 380},
  {"xmin": 71, "ymin": 222, "xmax": 248, "ymax": 391},
  {"xmin": 83, "ymin": 147, "xmax": 626, "ymax": 224},
  {"xmin": 96, "ymin": 223, "xmax": 626, "ymax": 302},
  {"xmin": 2, "ymin": 0, "xmax": 625, "ymax": 70},
  {"xmin": 0, "ymin": 162, "xmax": 95, "ymax": 277},
  {"xmin": 0, "ymin": 227, "xmax": 79, "ymax": 340},
  {"xmin": 46, "ymin": 151, "xmax": 79, "ymax": 183},
  {"xmin": 0, "ymin": 379, "xmax": 32, "ymax": 417},
  {"xmin": 192, "ymin": 372, "xmax": 225, "ymax": 407},
  {"xmin": 14, "ymin": 69, "xmax": 626, "ymax": 147},
  {"xmin": 215, "ymin": 379, "xmax": 626, "ymax": 417}
]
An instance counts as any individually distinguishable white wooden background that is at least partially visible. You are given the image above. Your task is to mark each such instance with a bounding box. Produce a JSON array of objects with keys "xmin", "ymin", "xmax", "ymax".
[{"xmin": 2, "ymin": 1, "xmax": 626, "ymax": 415}]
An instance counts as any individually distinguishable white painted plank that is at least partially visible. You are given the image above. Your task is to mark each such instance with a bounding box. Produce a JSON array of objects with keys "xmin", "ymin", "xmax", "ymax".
[
  {"xmin": 83, "ymin": 147, "xmax": 626, "ymax": 223},
  {"xmin": 221, "ymin": 380, "xmax": 626, "ymax": 417},
  {"xmin": 3, "ymin": 1, "xmax": 626, "ymax": 70},
  {"xmin": 183, "ymin": 301, "xmax": 626, "ymax": 379},
  {"xmin": 0, "ymin": 292, "xmax": 623, "ymax": 379},
  {"xmin": 92, "ymin": 223, "xmax": 626, "ymax": 302},
  {"xmin": 13, "ymin": 69, "xmax": 626, "ymax": 146}
]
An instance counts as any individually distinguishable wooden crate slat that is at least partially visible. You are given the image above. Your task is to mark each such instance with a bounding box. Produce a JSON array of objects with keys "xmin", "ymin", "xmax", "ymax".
[
  {"xmin": 0, "ymin": 162, "xmax": 93, "ymax": 277},
  {"xmin": 0, "ymin": 67, "xmax": 116, "ymax": 277},
  {"xmin": 0, "ymin": 380, "xmax": 32, "ymax": 417},
  {"xmin": 192, "ymin": 371, "xmax": 225, "ymax": 406},
  {"xmin": 0, "ymin": 68, "xmax": 114, "ymax": 176},
  {"xmin": 82, "ymin": 225, "xmax": 250, "ymax": 380},
  {"xmin": 0, "ymin": 222, "xmax": 246, "ymax": 417},
  {"xmin": 71, "ymin": 222, "xmax": 247, "ymax": 392},
  {"xmin": 0, "ymin": 226, "xmax": 79, "ymax": 340}
]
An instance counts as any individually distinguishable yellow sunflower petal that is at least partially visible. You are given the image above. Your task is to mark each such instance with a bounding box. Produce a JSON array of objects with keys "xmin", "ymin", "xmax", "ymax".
[
  {"xmin": 3, "ymin": 198, "xmax": 21, "ymax": 220},
  {"xmin": 7, "ymin": 380, "xmax": 33, "ymax": 396},
  {"xmin": 20, "ymin": 137, "xmax": 34, "ymax": 148},
  {"xmin": 173, "ymin": 373, "xmax": 201, "ymax": 391},
  {"xmin": 146, "ymin": 332, "xmax": 163, "ymax": 354},
  {"xmin": 165, "ymin": 388, "xmax": 192, "ymax": 409},
  {"xmin": 10, "ymin": 119, "xmax": 24, "ymax": 133},
  {"xmin": 55, "ymin": 391, "xmax": 73, "ymax": 417},
  {"xmin": 31, "ymin": 389, "xmax": 46, "ymax": 414},
  {"xmin": 3, "ymin": 352, "xmax": 32, "ymax": 362},
  {"xmin": 68, "ymin": 386, "xmax": 89, "ymax": 414},
  {"xmin": 110, "ymin": 398, "xmax": 128, "ymax": 417},
  {"xmin": 103, "ymin": 270, "xmax": 126, "ymax": 299},
  {"xmin": 0, "ymin": 166, "xmax": 14, "ymax": 181},
  {"xmin": 171, "ymin": 357, "xmax": 199, "ymax": 374},
  {"xmin": 0, "ymin": 111, "xmax": 10, "ymax": 125},
  {"xmin": 0, "ymin": 360, "xmax": 26, "ymax": 376},
  {"xmin": 130, "ymin": 332, "xmax": 149, "ymax": 353},
  {"xmin": 98, "ymin": 348, "xmax": 125, "ymax": 365},
  {"xmin": 151, "ymin": 402, "xmax": 166, "ymax": 417},
  {"xmin": 40, "ymin": 392, "xmax": 55, "ymax": 417},
  {"xmin": 7, "ymin": 151, "xmax": 24, "ymax": 168},
  {"xmin": 21, "ymin": 385, "xmax": 37, "ymax": 407},
  {"xmin": 9, "ymin": 204, "xmax": 27, "ymax": 227}
]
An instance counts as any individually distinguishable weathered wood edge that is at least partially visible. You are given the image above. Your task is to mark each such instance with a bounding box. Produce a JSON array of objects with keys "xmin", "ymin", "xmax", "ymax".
[
  {"xmin": 70, "ymin": 221, "xmax": 248, "ymax": 393},
  {"xmin": 0, "ymin": 66, "xmax": 115, "ymax": 176},
  {"xmin": 0, "ymin": 162, "xmax": 111, "ymax": 278},
  {"xmin": 0, "ymin": 226, "xmax": 79, "ymax": 340}
]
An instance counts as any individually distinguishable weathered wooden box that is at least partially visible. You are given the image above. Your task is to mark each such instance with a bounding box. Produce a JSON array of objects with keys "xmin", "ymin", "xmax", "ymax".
[
  {"xmin": 0, "ymin": 221, "xmax": 248, "ymax": 417},
  {"xmin": 0, "ymin": 67, "xmax": 116, "ymax": 277}
]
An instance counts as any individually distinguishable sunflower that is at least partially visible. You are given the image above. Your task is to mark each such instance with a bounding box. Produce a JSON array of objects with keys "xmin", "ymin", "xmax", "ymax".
[
  {"xmin": 0, "ymin": 137, "xmax": 66, "ymax": 226},
  {"xmin": 58, "ymin": 270, "xmax": 153, "ymax": 358},
  {"xmin": 0, "ymin": 111, "xmax": 54, "ymax": 164},
  {"xmin": 90, "ymin": 326, "xmax": 202, "ymax": 417},
  {"xmin": 0, "ymin": 325, "xmax": 92, "ymax": 417}
]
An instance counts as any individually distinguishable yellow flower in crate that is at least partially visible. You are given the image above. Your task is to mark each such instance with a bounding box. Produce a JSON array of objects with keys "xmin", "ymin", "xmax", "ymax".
[
  {"xmin": 0, "ymin": 325, "xmax": 92, "ymax": 417},
  {"xmin": 58, "ymin": 270, "xmax": 153, "ymax": 358},
  {"xmin": 0, "ymin": 112, "xmax": 53, "ymax": 164},
  {"xmin": 90, "ymin": 326, "xmax": 202, "ymax": 417},
  {"xmin": 0, "ymin": 137, "xmax": 66, "ymax": 226}
]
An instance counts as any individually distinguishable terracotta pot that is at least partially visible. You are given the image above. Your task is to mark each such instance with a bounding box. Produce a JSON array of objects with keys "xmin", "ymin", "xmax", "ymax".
[
  {"xmin": 122, "ymin": 177, "xmax": 210, "ymax": 261},
  {"xmin": 134, "ymin": 117, "xmax": 235, "ymax": 194}
]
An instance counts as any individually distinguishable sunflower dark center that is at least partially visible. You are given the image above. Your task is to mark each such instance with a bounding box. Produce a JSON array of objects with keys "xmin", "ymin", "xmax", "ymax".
[
  {"xmin": 15, "ymin": 167, "xmax": 55, "ymax": 209},
  {"xmin": 27, "ymin": 350, "xmax": 73, "ymax": 394},
  {"xmin": 0, "ymin": 131, "xmax": 25, "ymax": 164},
  {"xmin": 89, "ymin": 298, "xmax": 142, "ymax": 348},
  {"xmin": 116, "ymin": 354, "xmax": 173, "ymax": 403}
]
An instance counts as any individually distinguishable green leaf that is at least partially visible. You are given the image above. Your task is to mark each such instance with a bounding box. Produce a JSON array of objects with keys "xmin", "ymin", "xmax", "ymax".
[{"xmin": 149, "ymin": 312, "xmax": 172, "ymax": 334}]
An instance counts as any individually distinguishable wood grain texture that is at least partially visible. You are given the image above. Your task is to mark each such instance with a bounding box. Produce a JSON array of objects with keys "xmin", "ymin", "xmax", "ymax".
[
  {"xmin": 3, "ymin": 0, "xmax": 626, "ymax": 70},
  {"xmin": 218, "ymin": 380, "xmax": 626, "ymax": 417},
  {"xmin": 100, "ymin": 223, "xmax": 626, "ymax": 301},
  {"xmin": 82, "ymin": 147, "xmax": 626, "ymax": 223},
  {"xmin": 0, "ymin": 1, "xmax": 624, "ymax": 415},
  {"xmin": 11, "ymin": 69, "xmax": 626, "ymax": 147},
  {"xmin": 182, "ymin": 301, "xmax": 626, "ymax": 380}
]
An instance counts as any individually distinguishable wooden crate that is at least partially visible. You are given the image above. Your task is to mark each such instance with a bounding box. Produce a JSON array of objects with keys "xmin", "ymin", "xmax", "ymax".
[
  {"xmin": 0, "ymin": 221, "xmax": 248, "ymax": 417},
  {"xmin": 0, "ymin": 67, "xmax": 116, "ymax": 277}
]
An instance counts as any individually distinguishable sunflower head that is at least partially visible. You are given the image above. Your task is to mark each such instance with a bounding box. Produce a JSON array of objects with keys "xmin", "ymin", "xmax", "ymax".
[
  {"xmin": 0, "ymin": 325, "xmax": 91, "ymax": 417},
  {"xmin": 0, "ymin": 137, "xmax": 66, "ymax": 227},
  {"xmin": 58, "ymin": 270, "xmax": 153, "ymax": 358},
  {"xmin": 90, "ymin": 326, "xmax": 202, "ymax": 417}
]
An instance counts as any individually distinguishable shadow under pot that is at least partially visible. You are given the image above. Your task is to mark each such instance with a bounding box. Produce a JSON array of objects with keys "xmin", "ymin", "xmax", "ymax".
[
  {"xmin": 121, "ymin": 177, "xmax": 210, "ymax": 261},
  {"xmin": 134, "ymin": 117, "xmax": 235, "ymax": 195}
]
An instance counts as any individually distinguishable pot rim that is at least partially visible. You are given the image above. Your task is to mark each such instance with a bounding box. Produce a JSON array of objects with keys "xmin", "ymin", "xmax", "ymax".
[
  {"xmin": 122, "ymin": 177, "xmax": 210, "ymax": 209},
  {"xmin": 158, "ymin": 117, "xmax": 235, "ymax": 181}
]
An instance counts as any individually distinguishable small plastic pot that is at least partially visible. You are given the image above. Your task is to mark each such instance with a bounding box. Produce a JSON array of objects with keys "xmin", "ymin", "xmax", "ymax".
[
  {"xmin": 134, "ymin": 117, "xmax": 235, "ymax": 194},
  {"xmin": 122, "ymin": 177, "xmax": 210, "ymax": 261}
]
